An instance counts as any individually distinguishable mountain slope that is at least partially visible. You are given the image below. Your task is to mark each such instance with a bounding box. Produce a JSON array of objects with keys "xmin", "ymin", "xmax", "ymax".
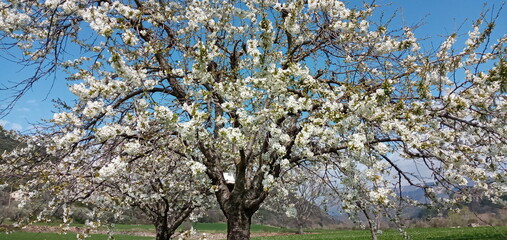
[{"xmin": 0, "ymin": 127, "xmax": 21, "ymax": 153}]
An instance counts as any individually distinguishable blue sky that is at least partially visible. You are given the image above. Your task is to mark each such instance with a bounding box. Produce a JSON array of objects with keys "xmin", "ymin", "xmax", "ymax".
[{"xmin": 0, "ymin": 0, "xmax": 506, "ymax": 132}]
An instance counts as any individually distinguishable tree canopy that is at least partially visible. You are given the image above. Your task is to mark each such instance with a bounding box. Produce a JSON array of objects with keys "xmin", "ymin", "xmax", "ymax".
[{"xmin": 1, "ymin": 0, "xmax": 506, "ymax": 239}]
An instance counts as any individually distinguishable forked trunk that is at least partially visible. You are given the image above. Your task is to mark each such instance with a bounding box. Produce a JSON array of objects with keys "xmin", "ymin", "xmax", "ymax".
[
  {"xmin": 155, "ymin": 217, "xmax": 175, "ymax": 240},
  {"xmin": 204, "ymin": 155, "xmax": 270, "ymax": 240},
  {"xmin": 146, "ymin": 202, "xmax": 194, "ymax": 240},
  {"xmin": 226, "ymin": 209, "xmax": 252, "ymax": 240}
]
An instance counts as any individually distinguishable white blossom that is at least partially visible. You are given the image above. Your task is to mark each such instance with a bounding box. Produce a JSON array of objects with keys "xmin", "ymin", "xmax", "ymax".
[{"xmin": 98, "ymin": 156, "xmax": 127, "ymax": 179}]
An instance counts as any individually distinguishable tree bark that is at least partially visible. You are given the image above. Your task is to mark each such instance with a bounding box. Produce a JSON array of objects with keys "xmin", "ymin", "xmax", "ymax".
[
  {"xmin": 297, "ymin": 224, "xmax": 304, "ymax": 234},
  {"xmin": 226, "ymin": 208, "xmax": 252, "ymax": 240},
  {"xmin": 370, "ymin": 229, "xmax": 378, "ymax": 240},
  {"xmin": 212, "ymin": 179, "xmax": 264, "ymax": 240},
  {"xmin": 201, "ymin": 146, "xmax": 269, "ymax": 240},
  {"xmin": 155, "ymin": 217, "xmax": 174, "ymax": 240}
]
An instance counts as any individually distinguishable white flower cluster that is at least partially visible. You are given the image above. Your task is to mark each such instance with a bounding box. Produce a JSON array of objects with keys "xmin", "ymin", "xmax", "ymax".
[
  {"xmin": 154, "ymin": 106, "xmax": 178, "ymax": 124},
  {"xmin": 246, "ymin": 39, "xmax": 261, "ymax": 66},
  {"xmin": 53, "ymin": 129, "xmax": 85, "ymax": 152},
  {"xmin": 69, "ymin": 77, "xmax": 128, "ymax": 100},
  {"xmin": 78, "ymin": 3, "xmax": 117, "ymax": 37},
  {"xmin": 0, "ymin": 3, "xmax": 31, "ymax": 33},
  {"xmin": 122, "ymin": 29, "xmax": 139, "ymax": 46},
  {"xmin": 374, "ymin": 38, "xmax": 398, "ymax": 54},
  {"xmin": 186, "ymin": 161, "xmax": 207, "ymax": 175},
  {"xmin": 465, "ymin": 25, "xmax": 481, "ymax": 47},
  {"xmin": 44, "ymin": 0, "xmax": 60, "ymax": 8},
  {"xmin": 98, "ymin": 156, "xmax": 127, "ymax": 179},
  {"xmin": 368, "ymin": 187, "xmax": 392, "ymax": 204},
  {"xmin": 96, "ymin": 124, "xmax": 132, "ymax": 141},
  {"xmin": 425, "ymin": 70, "xmax": 451, "ymax": 85},
  {"xmin": 218, "ymin": 127, "xmax": 246, "ymax": 148},
  {"xmin": 110, "ymin": 54, "xmax": 151, "ymax": 89},
  {"xmin": 437, "ymin": 34, "xmax": 457, "ymax": 58},
  {"xmin": 308, "ymin": 0, "xmax": 350, "ymax": 19},
  {"xmin": 262, "ymin": 174, "xmax": 275, "ymax": 191},
  {"xmin": 11, "ymin": 186, "xmax": 35, "ymax": 208},
  {"xmin": 184, "ymin": 1, "xmax": 209, "ymax": 31},
  {"xmin": 404, "ymin": 27, "xmax": 421, "ymax": 52},
  {"xmin": 83, "ymin": 100, "xmax": 105, "ymax": 118},
  {"xmin": 53, "ymin": 112, "xmax": 82, "ymax": 126},
  {"xmin": 347, "ymin": 133, "xmax": 366, "ymax": 151},
  {"xmin": 124, "ymin": 141, "xmax": 141, "ymax": 155}
]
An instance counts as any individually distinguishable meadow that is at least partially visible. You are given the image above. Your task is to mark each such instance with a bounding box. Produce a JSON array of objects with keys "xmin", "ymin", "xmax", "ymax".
[
  {"xmin": 254, "ymin": 227, "xmax": 507, "ymax": 239},
  {"xmin": 1, "ymin": 223, "xmax": 506, "ymax": 240}
]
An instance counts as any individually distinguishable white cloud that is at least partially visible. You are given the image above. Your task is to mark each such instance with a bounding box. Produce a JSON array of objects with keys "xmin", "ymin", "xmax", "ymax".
[
  {"xmin": 16, "ymin": 107, "xmax": 31, "ymax": 112},
  {"xmin": 0, "ymin": 119, "xmax": 23, "ymax": 131},
  {"xmin": 10, "ymin": 123, "xmax": 23, "ymax": 131}
]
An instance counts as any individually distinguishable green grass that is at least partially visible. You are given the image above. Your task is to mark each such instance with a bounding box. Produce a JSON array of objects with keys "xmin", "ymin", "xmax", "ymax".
[
  {"xmin": 253, "ymin": 226, "xmax": 507, "ymax": 240},
  {"xmin": 0, "ymin": 232, "xmax": 153, "ymax": 240},
  {"xmin": 250, "ymin": 224, "xmax": 292, "ymax": 233},
  {"xmin": 2, "ymin": 224, "xmax": 506, "ymax": 240},
  {"xmin": 405, "ymin": 227, "xmax": 507, "ymax": 240}
]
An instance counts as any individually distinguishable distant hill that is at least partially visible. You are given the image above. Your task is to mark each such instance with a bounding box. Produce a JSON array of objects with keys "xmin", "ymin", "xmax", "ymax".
[
  {"xmin": 399, "ymin": 184, "xmax": 507, "ymax": 224},
  {"xmin": 325, "ymin": 184, "xmax": 507, "ymax": 225},
  {"xmin": 0, "ymin": 127, "xmax": 21, "ymax": 153}
]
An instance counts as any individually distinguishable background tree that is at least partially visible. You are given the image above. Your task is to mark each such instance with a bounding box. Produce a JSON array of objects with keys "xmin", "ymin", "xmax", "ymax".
[
  {"xmin": 288, "ymin": 170, "xmax": 327, "ymax": 234},
  {"xmin": 2, "ymin": 125, "xmax": 209, "ymax": 240},
  {"xmin": 0, "ymin": 127, "xmax": 23, "ymax": 225},
  {"xmin": 1, "ymin": 0, "xmax": 506, "ymax": 240}
]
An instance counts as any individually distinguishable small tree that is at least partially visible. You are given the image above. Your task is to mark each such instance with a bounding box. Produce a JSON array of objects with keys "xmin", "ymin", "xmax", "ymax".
[
  {"xmin": 289, "ymin": 172, "xmax": 327, "ymax": 234},
  {"xmin": 1, "ymin": 0, "xmax": 506, "ymax": 239},
  {"xmin": 2, "ymin": 130, "xmax": 209, "ymax": 240}
]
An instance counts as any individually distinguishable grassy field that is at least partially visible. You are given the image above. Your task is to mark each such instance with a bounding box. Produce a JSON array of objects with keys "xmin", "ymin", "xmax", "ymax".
[
  {"xmin": 253, "ymin": 226, "xmax": 507, "ymax": 240},
  {"xmin": 1, "ymin": 224, "xmax": 506, "ymax": 240}
]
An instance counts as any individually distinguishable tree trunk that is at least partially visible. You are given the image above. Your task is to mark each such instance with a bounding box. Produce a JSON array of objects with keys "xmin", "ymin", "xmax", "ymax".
[
  {"xmin": 366, "ymin": 217, "xmax": 378, "ymax": 240},
  {"xmin": 370, "ymin": 229, "xmax": 378, "ymax": 240},
  {"xmin": 297, "ymin": 224, "xmax": 304, "ymax": 234},
  {"xmin": 144, "ymin": 201, "xmax": 194, "ymax": 240},
  {"xmin": 226, "ymin": 208, "xmax": 252, "ymax": 240},
  {"xmin": 203, "ymin": 154, "xmax": 269, "ymax": 240},
  {"xmin": 155, "ymin": 217, "xmax": 174, "ymax": 240}
]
